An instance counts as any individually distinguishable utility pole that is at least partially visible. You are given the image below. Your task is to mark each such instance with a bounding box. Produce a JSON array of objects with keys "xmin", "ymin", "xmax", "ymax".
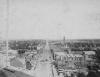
[{"xmin": 6, "ymin": 0, "xmax": 9, "ymax": 67}]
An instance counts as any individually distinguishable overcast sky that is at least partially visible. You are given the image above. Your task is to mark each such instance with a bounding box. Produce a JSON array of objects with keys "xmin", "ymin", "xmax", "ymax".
[{"xmin": 0, "ymin": 0, "xmax": 100, "ymax": 40}]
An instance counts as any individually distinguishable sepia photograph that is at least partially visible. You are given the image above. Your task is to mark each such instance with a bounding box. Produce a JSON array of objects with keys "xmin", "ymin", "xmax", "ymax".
[{"xmin": 0, "ymin": 0, "xmax": 100, "ymax": 77}]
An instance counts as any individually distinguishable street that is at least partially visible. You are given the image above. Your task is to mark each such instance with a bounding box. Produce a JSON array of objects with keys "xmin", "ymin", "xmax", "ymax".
[{"xmin": 34, "ymin": 41, "xmax": 58, "ymax": 77}]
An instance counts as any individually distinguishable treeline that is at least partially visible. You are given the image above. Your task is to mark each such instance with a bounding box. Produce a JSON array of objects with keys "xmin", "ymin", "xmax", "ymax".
[
  {"xmin": 67, "ymin": 42, "xmax": 100, "ymax": 51},
  {"xmin": 9, "ymin": 40, "xmax": 45, "ymax": 50}
]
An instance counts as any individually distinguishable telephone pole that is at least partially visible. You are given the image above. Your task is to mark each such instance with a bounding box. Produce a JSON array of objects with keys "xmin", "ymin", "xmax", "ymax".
[{"xmin": 6, "ymin": 0, "xmax": 9, "ymax": 66}]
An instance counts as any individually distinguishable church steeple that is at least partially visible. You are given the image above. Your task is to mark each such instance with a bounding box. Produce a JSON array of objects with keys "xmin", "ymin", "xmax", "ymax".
[
  {"xmin": 63, "ymin": 36, "xmax": 71, "ymax": 54},
  {"xmin": 63, "ymin": 36, "xmax": 66, "ymax": 46}
]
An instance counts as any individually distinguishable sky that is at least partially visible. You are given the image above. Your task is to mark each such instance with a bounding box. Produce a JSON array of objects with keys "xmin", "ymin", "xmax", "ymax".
[{"xmin": 0, "ymin": 0, "xmax": 100, "ymax": 40}]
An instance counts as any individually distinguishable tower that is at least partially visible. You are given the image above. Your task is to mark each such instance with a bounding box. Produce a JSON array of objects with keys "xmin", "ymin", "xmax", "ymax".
[
  {"xmin": 63, "ymin": 36, "xmax": 66, "ymax": 46},
  {"xmin": 63, "ymin": 36, "xmax": 71, "ymax": 54}
]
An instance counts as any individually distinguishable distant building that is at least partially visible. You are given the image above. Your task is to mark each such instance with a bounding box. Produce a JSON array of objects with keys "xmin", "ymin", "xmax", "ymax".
[
  {"xmin": 53, "ymin": 51, "xmax": 85, "ymax": 70},
  {"xmin": 83, "ymin": 51, "xmax": 96, "ymax": 66},
  {"xmin": 83, "ymin": 51, "xmax": 95, "ymax": 61}
]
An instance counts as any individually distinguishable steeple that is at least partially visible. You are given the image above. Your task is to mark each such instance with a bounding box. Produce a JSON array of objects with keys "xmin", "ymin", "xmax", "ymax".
[
  {"xmin": 63, "ymin": 36, "xmax": 66, "ymax": 46},
  {"xmin": 63, "ymin": 36, "xmax": 71, "ymax": 54}
]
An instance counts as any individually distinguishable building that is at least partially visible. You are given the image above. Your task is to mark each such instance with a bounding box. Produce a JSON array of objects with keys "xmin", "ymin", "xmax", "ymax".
[
  {"xmin": 53, "ymin": 51, "xmax": 85, "ymax": 69},
  {"xmin": 83, "ymin": 51, "xmax": 96, "ymax": 66}
]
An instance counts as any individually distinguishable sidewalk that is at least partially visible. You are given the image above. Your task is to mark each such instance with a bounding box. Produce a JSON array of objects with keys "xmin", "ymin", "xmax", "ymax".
[{"xmin": 52, "ymin": 65, "xmax": 59, "ymax": 77}]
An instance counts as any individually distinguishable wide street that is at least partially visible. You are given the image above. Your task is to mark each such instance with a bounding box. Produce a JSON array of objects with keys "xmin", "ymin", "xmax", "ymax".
[{"xmin": 34, "ymin": 41, "xmax": 58, "ymax": 77}]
